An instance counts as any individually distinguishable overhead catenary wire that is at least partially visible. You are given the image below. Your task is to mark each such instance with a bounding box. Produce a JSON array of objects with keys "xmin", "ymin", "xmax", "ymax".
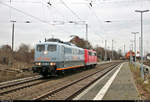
[
  {"xmin": 87, "ymin": 3, "xmax": 104, "ymax": 30},
  {"xmin": 86, "ymin": 0, "xmax": 120, "ymax": 48},
  {"xmin": 57, "ymin": 0, "xmax": 106, "ymax": 43},
  {"xmin": 5, "ymin": 1, "xmax": 107, "ymax": 43},
  {"xmin": 39, "ymin": 0, "xmax": 73, "ymax": 34},
  {"xmin": 40, "ymin": 0, "xmax": 89, "ymax": 39},
  {"xmin": 3, "ymin": 0, "xmax": 110, "ymax": 41},
  {"xmin": 4, "ymin": 0, "xmax": 150, "ymax": 6},
  {"xmin": 0, "ymin": 1, "xmax": 72, "ymax": 35},
  {"xmin": 59, "ymin": 0, "xmax": 82, "ymax": 21},
  {"xmin": 9, "ymin": 0, "xmax": 12, "ymax": 21},
  {"xmin": 39, "ymin": 0, "xmax": 67, "ymax": 22},
  {"xmin": 0, "ymin": 1, "xmax": 53, "ymax": 26},
  {"xmin": 86, "ymin": 1, "xmax": 106, "ymax": 39}
]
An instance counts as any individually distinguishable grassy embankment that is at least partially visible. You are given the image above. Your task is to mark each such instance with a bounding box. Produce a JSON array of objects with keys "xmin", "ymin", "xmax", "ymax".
[
  {"xmin": 0, "ymin": 62, "xmax": 36, "ymax": 83},
  {"xmin": 129, "ymin": 63, "xmax": 150, "ymax": 99}
]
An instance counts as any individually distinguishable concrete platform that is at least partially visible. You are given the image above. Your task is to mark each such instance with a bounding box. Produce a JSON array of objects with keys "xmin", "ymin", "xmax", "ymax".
[{"xmin": 74, "ymin": 62, "xmax": 141, "ymax": 100}]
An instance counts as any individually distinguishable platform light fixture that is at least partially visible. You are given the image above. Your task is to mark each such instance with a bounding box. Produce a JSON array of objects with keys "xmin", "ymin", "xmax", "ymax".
[{"xmin": 135, "ymin": 9, "xmax": 149, "ymax": 79}]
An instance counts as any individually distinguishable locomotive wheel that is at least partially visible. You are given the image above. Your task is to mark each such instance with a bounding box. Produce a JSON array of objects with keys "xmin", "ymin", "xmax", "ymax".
[
  {"xmin": 42, "ymin": 73, "xmax": 48, "ymax": 78},
  {"xmin": 57, "ymin": 70, "xmax": 65, "ymax": 76}
]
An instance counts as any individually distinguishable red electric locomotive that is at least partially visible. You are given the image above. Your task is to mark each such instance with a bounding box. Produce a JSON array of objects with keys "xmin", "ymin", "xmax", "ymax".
[{"xmin": 84, "ymin": 49, "xmax": 97, "ymax": 67}]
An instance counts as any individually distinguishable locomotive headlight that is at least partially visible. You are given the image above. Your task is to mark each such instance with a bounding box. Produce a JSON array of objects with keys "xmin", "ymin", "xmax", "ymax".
[
  {"xmin": 35, "ymin": 62, "xmax": 41, "ymax": 66},
  {"xmin": 50, "ymin": 62, "xmax": 56, "ymax": 66},
  {"xmin": 44, "ymin": 51, "xmax": 48, "ymax": 55}
]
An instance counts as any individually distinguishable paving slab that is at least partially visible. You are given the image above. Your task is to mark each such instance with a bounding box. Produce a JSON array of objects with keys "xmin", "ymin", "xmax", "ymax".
[{"xmin": 102, "ymin": 62, "xmax": 140, "ymax": 100}]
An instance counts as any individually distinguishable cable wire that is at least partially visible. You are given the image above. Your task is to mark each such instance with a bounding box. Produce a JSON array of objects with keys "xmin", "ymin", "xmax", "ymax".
[
  {"xmin": 0, "ymin": 1, "xmax": 53, "ymax": 26},
  {"xmin": 0, "ymin": 1, "xmax": 72, "ymax": 35},
  {"xmin": 59, "ymin": 0, "xmax": 82, "ymax": 21}
]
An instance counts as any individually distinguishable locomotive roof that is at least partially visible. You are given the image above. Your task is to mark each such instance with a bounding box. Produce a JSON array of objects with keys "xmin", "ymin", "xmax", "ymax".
[{"xmin": 36, "ymin": 41, "xmax": 84, "ymax": 50}]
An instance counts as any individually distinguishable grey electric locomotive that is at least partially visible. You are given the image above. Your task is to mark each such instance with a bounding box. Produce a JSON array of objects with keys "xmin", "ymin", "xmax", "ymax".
[{"xmin": 32, "ymin": 39, "xmax": 85, "ymax": 77}]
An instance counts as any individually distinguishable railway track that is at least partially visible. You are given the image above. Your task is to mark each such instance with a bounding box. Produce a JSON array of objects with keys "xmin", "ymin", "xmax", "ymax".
[
  {"xmin": 0, "ymin": 79, "xmax": 49, "ymax": 96},
  {"xmin": 33, "ymin": 62, "xmax": 121, "ymax": 100},
  {"xmin": 0, "ymin": 75, "xmax": 46, "ymax": 97},
  {"xmin": 0, "ymin": 75, "xmax": 42, "ymax": 89},
  {"xmin": 0, "ymin": 62, "xmax": 122, "ymax": 100}
]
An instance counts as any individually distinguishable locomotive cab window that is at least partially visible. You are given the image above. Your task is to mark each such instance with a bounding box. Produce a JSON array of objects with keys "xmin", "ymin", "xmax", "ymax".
[
  {"xmin": 37, "ymin": 45, "xmax": 45, "ymax": 52},
  {"xmin": 48, "ymin": 45, "xmax": 57, "ymax": 52},
  {"xmin": 65, "ymin": 47, "xmax": 72, "ymax": 54},
  {"xmin": 88, "ymin": 52, "xmax": 92, "ymax": 56}
]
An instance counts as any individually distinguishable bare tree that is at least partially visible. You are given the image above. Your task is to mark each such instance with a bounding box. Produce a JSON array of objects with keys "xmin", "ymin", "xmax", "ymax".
[
  {"xmin": 0, "ymin": 45, "xmax": 12, "ymax": 65},
  {"xmin": 70, "ymin": 36, "xmax": 93, "ymax": 49},
  {"xmin": 14, "ymin": 44, "xmax": 33, "ymax": 64}
]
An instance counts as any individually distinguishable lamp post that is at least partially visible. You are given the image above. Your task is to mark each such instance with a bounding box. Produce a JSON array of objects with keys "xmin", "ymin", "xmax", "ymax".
[
  {"xmin": 135, "ymin": 9, "xmax": 149, "ymax": 79},
  {"xmin": 131, "ymin": 32, "xmax": 139, "ymax": 65},
  {"xmin": 104, "ymin": 21, "xmax": 112, "ymax": 60}
]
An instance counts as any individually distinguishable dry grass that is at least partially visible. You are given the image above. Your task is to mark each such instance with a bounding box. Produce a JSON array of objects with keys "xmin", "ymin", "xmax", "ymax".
[
  {"xmin": 129, "ymin": 63, "xmax": 150, "ymax": 99},
  {"xmin": 0, "ymin": 63, "xmax": 36, "ymax": 83},
  {"xmin": 12, "ymin": 60, "xmax": 33, "ymax": 70},
  {"xmin": 144, "ymin": 60, "xmax": 150, "ymax": 66}
]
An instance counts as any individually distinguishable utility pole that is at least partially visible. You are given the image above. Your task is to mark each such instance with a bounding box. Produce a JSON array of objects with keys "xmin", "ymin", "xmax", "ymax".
[
  {"xmin": 100, "ymin": 40, "xmax": 103, "ymax": 60},
  {"xmin": 104, "ymin": 40, "xmax": 107, "ymax": 61},
  {"xmin": 124, "ymin": 44, "xmax": 125, "ymax": 57},
  {"xmin": 85, "ymin": 23, "xmax": 88, "ymax": 49},
  {"xmin": 86, "ymin": 24, "xmax": 88, "ymax": 41},
  {"xmin": 130, "ymin": 43, "xmax": 133, "ymax": 63},
  {"xmin": 11, "ymin": 20, "xmax": 16, "ymax": 53},
  {"xmin": 130, "ymin": 40, "xmax": 134, "ymax": 63},
  {"xmin": 135, "ymin": 9, "xmax": 149, "ymax": 79},
  {"xmin": 10, "ymin": 20, "xmax": 16, "ymax": 66},
  {"xmin": 111, "ymin": 40, "xmax": 114, "ymax": 60}
]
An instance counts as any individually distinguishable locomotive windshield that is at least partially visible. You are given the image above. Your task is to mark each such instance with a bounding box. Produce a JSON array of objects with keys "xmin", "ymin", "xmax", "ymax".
[
  {"xmin": 37, "ymin": 45, "xmax": 45, "ymax": 52},
  {"xmin": 47, "ymin": 45, "xmax": 56, "ymax": 52}
]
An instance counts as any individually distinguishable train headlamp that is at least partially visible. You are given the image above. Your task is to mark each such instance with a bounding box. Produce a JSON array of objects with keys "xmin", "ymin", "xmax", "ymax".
[
  {"xmin": 35, "ymin": 62, "xmax": 41, "ymax": 66},
  {"xmin": 50, "ymin": 62, "xmax": 56, "ymax": 66},
  {"xmin": 44, "ymin": 51, "xmax": 48, "ymax": 55}
]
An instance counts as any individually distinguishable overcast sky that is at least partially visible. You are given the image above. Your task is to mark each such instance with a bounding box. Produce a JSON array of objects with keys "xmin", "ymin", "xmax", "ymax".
[{"xmin": 0, "ymin": 0, "xmax": 150, "ymax": 55}]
